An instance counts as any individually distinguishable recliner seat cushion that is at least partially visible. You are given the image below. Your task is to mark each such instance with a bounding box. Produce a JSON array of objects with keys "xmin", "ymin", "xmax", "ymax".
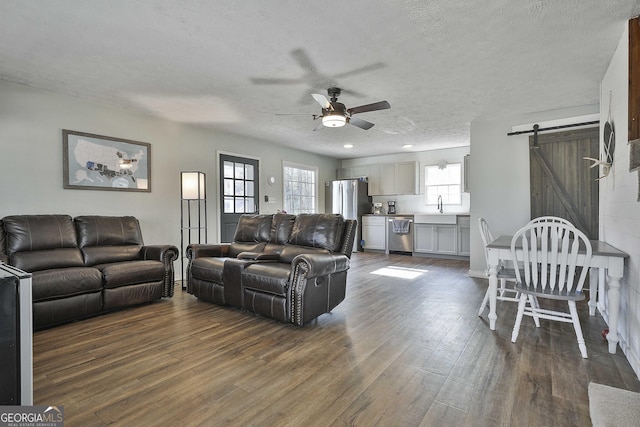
[
  {"xmin": 31, "ymin": 267, "xmax": 103, "ymax": 302},
  {"xmin": 288, "ymin": 214, "xmax": 344, "ymax": 252},
  {"xmin": 96, "ymin": 260, "xmax": 165, "ymax": 289},
  {"xmin": 76, "ymin": 216, "xmax": 144, "ymax": 247},
  {"xmin": 3, "ymin": 215, "xmax": 85, "ymax": 271},
  {"xmin": 269, "ymin": 213, "xmax": 296, "ymax": 244},
  {"xmin": 190, "ymin": 257, "xmax": 226, "ymax": 283},
  {"xmin": 233, "ymin": 214, "xmax": 273, "ymax": 243},
  {"xmin": 82, "ymin": 245, "xmax": 142, "ymax": 266},
  {"xmin": 242, "ymin": 263, "xmax": 291, "ymax": 297}
]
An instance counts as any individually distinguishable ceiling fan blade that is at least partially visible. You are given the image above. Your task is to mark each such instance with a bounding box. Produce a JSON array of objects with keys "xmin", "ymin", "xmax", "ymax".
[
  {"xmin": 349, "ymin": 116, "xmax": 375, "ymax": 130},
  {"xmin": 333, "ymin": 62, "xmax": 385, "ymax": 79},
  {"xmin": 250, "ymin": 77, "xmax": 302, "ymax": 85},
  {"xmin": 311, "ymin": 93, "xmax": 330, "ymax": 109},
  {"xmin": 348, "ymin": 101, "xmax": 391, "ymax": 115},
  {"xmin": 291, "ymin": 48, "xmax": 318, "ymax": 73}
]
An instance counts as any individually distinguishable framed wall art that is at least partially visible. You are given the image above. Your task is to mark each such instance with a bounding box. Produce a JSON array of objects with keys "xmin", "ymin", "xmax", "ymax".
[{"xmin": 62, "ymin": 130, "xmax": 151, "ymax": 192}]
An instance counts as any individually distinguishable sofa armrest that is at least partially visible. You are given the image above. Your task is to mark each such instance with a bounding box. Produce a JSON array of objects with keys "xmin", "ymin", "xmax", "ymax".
[
  {"xmin": 290, "ymin": 253, "xmax": 350, "ymax": 279},
  {"xmin": 186, "ymin": 244, "xmax": 230, "ymax": 259},
  {"xmin": 142, "ymin": 245, "xmax": 179, "ymax": 297},
  {"xmin": 142, "ymin": 245, "xmax": 179, "ymax": 263},
  {"xmin": 289, "ymin": 253, "xmax": 351, "ymax": 326}
]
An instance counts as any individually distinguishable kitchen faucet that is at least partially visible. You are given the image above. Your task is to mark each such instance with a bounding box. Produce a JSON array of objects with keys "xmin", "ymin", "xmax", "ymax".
[{"xmin": 437, "ymin": 195, "xmax": 443, "ymax": 213}]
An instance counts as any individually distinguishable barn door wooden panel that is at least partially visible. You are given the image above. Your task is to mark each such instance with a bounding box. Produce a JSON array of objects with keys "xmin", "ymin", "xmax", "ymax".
[{"xmin": 529, "ymin": 127, "xmax": 599, "ymax": 239}]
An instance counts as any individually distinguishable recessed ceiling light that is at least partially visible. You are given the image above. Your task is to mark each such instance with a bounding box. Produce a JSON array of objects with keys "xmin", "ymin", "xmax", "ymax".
[
  {"xmin": 403, "ymin": 144, "xmax": 413, "ymax": 148},
  {"xmin": 344, "ymin": 144, "xmax": 354, "ymax": 149}
]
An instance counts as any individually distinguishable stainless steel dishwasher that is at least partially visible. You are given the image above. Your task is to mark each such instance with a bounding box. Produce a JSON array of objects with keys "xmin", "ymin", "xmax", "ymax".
[{"xmin": 387, "ymin": 216, "xmax": 413, "ymax": 253}]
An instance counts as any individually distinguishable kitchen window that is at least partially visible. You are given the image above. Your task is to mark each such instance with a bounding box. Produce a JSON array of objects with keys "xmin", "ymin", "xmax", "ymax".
[
  {"xmin": 425, "ymin": 162, "xmax": 462, "ymax": 205},
  {"xmin": 283, "ymin": 162, "xmax": 317, "ymax": 214}
]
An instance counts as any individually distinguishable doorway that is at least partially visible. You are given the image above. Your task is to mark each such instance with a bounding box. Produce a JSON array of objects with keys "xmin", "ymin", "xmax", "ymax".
[
  {"xmin": 529, "ymin": 127, "xmax": 599, "ymax": 239},
  {"xmin": 219, "ymin": 154, "xmax": 259, "ymax": 242}
]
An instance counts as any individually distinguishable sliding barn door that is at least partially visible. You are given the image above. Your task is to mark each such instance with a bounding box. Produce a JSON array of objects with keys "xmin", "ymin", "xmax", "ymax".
[{"xmin": 529, "ymin": 127, "xmax": 599, "ymax": 239}]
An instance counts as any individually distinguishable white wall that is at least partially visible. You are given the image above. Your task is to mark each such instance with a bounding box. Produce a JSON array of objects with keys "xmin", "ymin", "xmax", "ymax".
[
  {"xmin": 340, "ymin": 147, "xmax": 471, "ymax": 214},
  {"xmin": 600, "ymin": 22, "xmax": 640, "ymax": 376},
  {"xmin": 0, "ymin": 81, "xmax": 338, "ymax": 278},
  {"xmin": 468, "ymin": 105, "xmax": 599, "ymax": 276}
]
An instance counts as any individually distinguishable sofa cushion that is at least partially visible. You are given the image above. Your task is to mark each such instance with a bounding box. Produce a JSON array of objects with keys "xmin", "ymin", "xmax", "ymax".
[
  {"xmin": 3, "ymin": 215, "xmax": 79, "ymax": 254},
  {"xmin": 242, "ymin": 263, "xmax": 292, "ymax": 297},
  {"xmin": 288, "ymin": 214, "xmax": 344, "ymax": 252},
  {"xmin": 96, "ymin": 260, "xmax": 165, "ymax": 289},
  {"xmin": 190, "ymin": 257, "xmax": 226, "ymax": 283},
  {"xmin": 10, "ymin": 248, "xmax": 85, "ymax": 272},
  {"xmin": 233, "ymin": 214, "xmax": 273, "ymax": 243},
  {"xmin": 270, "ymin": 213, "xmax": 296, "ymax": 244},
  {"xmin": 31, "ymin": 267, "xmax": 103, "ymax": 302},
  {"xmin": 75, "ymin": 216, "xmax": 144, "ymax": 247},
  {"xmin": 82, "ymin": 245, "xmax": 142, "ymax": 266}
]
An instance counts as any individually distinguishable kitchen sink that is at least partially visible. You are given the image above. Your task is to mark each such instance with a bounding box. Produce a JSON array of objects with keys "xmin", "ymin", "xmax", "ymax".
[{"xmin": 413, "ymin": 214, "xmax": 458, "ymax": 224}]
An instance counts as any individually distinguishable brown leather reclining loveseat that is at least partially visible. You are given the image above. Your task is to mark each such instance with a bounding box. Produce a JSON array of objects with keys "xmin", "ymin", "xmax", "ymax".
[
  {"xmin": 0, "ymin": 214, "xmax": 179, "ymax": 329},
  {"xmin": 186, "ymin": 213, "xmax": 356, "ymax": 326}
]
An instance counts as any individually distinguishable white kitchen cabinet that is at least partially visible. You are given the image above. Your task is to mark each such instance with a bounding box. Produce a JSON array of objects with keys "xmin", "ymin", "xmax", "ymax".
[
  {"xmin": 367, "ymin": 161, "xmax": 417, "ymax": 196},
  {"xmin": 413, "ymin": 224, "xmax": 458, "ymax": 255},
  {"xmin": 457, "ymin": 216, "xmax": 471, "ymax": 256},
  {"xmin": 395, "ymin": 161, "xmax": 418, "ymax": 195},
  {"xmin": 362, "ymin": 215, "xmax": 387, "ymax": 251},
  {"xmin": 337, "ymin": 166, "xmax": 367, "ymax": 180}
]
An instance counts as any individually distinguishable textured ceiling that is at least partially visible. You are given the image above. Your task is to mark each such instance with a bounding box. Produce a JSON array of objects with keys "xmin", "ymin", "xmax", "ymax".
[{"xmin": 1, "ymin": 1, "xmax": 639, "ymax": 159}]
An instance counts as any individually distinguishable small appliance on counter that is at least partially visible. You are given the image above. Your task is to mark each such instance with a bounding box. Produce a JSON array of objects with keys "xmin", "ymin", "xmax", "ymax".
[
  {"xmin": 387, "ymin": 201, "xmax": 396, "ymax": 215},
  {"xmin": 373, "ymin": 202, "xmax": 383, "ymax": 214}
]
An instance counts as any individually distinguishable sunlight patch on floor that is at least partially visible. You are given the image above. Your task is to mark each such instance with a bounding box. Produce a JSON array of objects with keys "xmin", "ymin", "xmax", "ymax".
[{"xmin": 371, "ymin": 265, "xmax": 428, "ymax": 279}]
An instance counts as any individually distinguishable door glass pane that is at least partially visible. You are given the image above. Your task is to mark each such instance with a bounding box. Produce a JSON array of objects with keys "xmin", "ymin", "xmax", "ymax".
[
  {"xmin": 245, "ymin": 165, "xmax": 254, "ymax": 181},
  {"xmin": 235, "ymin": 198, "xmax": 245, "ymax": 213},
  {"xmin": 224, "ymin": 161, "xmax": 234, "ymax": 178},
  {"xmin": 246, "ymin": 197, "xmax": 255, "ymax": 213},
  {"xmin": 224, "ymin": 197, "xmax": 234, "ymax": 213},
  {"xmin": 246, "ymin": 181, "xmax": 254, "ymax": 196},
  {"xmin": 224, "ymin": 178, "xmax": 234, "ymax": 196},
  {"xmin": 234, "ymin": 163, "xmax": 244, "ymax": 179},
  {"xmin": 235, "ymin": 181, "xmax": 244, "ymax": 196}
]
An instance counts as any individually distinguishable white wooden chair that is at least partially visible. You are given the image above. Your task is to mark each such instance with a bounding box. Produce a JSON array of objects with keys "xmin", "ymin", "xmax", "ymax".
[
  {"xmin": 477, "ymin": 218, "xmax": 521, "ymax": 316},
  {"xmin": 510, "ymin": 221, "xmax": 593, "ymax": 358}
]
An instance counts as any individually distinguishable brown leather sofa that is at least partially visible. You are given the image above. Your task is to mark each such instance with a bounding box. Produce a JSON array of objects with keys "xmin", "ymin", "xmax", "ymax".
[
  {"xmin": 187, "ymin": 213, "xmax": 356, "ymax": 326},
  {"xmin": 0, "ymin": 214, "xmax": 179, "ymax": 329}
]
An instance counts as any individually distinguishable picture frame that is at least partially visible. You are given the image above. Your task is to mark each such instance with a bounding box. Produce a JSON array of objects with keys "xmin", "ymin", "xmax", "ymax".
[{"xmin": 62, "ymin": 130, "xmax": 151, "ymax": 192}]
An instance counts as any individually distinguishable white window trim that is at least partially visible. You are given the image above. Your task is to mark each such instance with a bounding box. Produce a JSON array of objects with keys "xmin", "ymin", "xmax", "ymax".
[
  {"xmin": 282, "ymin": 161, "xmax": 319, "ymax": 214},
  {"xmin": 424, "ymin": 162, "xmax": 462, "ymax": 206}
]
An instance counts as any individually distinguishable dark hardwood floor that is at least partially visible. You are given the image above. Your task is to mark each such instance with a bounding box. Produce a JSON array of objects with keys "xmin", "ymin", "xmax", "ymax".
[{"xmin": 33, "ymin": 252, "xmax": 640, "ymax": 426}]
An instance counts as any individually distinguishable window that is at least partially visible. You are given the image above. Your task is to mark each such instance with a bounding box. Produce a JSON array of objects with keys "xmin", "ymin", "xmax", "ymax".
[
  {"xmin": 425, "ymin": 162, "xmax": 462, "ymax": 205},
  {"xmin": 283, "ymin": 162, "xmax": 317, "ymax": 214},
  {"xmin": 222, "ymin": 159, "xmax": 256, "ymax": 214}
]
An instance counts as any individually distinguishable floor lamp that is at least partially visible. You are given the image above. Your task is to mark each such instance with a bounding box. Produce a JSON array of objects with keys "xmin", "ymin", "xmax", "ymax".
[{"xmin": 180, "ymin": 171, "xmax": 207, "ymax": 290}]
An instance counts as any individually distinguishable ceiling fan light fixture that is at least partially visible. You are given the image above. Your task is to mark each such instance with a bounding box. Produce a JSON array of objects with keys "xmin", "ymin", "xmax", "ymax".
[{"xmin": 322, "ymin": 113, "xmax": 346, "ymax": 128}]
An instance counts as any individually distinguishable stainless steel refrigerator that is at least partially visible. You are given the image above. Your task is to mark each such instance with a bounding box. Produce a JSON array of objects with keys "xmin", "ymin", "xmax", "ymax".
[{"xmin": 325, "ymin": 179, "xmax": 371, "ymax": 251}]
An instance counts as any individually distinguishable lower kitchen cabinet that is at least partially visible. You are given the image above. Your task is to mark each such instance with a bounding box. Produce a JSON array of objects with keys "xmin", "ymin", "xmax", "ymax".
[
  {"xmin": 414, "ymin": 224, "xmax": 458, "ymax": 255},
  {"xmin": 362, "ymin": 215, "xmax": 387, "ymax": 251}
]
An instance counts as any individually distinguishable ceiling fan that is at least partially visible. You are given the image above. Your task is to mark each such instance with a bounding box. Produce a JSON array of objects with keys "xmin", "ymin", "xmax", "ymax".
[{"xmin": 309, "ymin": 87, "xmax": 390, "ymax": 130}]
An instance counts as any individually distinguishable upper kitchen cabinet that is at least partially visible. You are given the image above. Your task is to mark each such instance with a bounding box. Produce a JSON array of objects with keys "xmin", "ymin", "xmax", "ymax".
[{"xmin": 369, "ymin": 161, "xmax": 418, "ymax": 196}]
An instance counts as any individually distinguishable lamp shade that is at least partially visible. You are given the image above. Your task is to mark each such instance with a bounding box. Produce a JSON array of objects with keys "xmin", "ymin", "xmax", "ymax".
[
  {"xmin": 322, "ymin": 113, "xmax": 347, "ymax": 127},
  {"xmin": 181, "ymin": 171, "xmax": 206, "ymax": 200}
]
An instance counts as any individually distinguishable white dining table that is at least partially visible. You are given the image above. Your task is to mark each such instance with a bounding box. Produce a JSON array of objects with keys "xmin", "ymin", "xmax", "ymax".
[{"xmin": 486, "ymin": 235, "xmax": 628, "ymax": 354}]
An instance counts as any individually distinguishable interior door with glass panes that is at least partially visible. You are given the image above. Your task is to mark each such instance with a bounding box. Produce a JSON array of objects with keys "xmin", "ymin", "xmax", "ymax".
[{"xmin": 219, "ymin": 154, "xmax": 259, "ymax": 242}]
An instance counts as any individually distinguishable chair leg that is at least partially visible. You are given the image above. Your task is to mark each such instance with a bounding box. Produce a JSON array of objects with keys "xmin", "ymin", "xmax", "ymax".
[
  {"xmin": 568, "ymin": 301, "xmax": 588, "ymax": 358},
  {"xmin": 528, "ymin": 295, "xmax": 541, "ymax": 327},
  {"xmin": 478, "ymin": 287, "xmax": 490, "ymax": 316},
  {"xmin": 511, "ymin": 294, "xmax": 527, "ymax": 343}
]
